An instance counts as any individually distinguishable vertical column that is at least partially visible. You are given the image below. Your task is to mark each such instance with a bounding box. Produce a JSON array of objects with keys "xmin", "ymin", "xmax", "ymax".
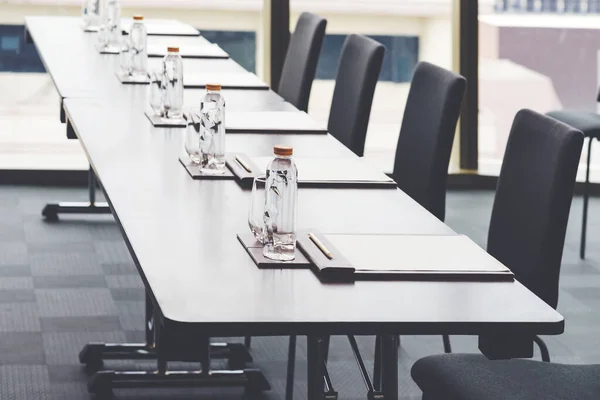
[
  {"xmin": 459, "ymin": 0, "xmax": 479, "ymax": 171},
  {"xmin": 270, "ymin": 0, "xmax": 290, "ymax": 91},
  {"xmin": 262, "ymin": 0, "xmax": 290, "ymax": 91}
]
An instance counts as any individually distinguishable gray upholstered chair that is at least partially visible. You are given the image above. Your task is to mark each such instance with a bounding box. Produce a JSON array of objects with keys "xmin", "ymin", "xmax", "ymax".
[
  {"xmin": 547, "ymin": 101, "xmax": 600, "ymax": 259},
  {"xmin": 277, "ymin": 12, "xmax": 327, "ymax": 112},
  {"xmin": 373, "ymin": 62, "xmax": 467, "ymax": 387},
  {"xmin": 411, "ymin": 109, "xmax": 585, "ymax": 400},
  {"xmin": 328, "ymin": 34, "xmax": 385, "ymax": 156},
  {"xmin": 413, "ymin": 354, "xmax": 600, "ymax": 400}
]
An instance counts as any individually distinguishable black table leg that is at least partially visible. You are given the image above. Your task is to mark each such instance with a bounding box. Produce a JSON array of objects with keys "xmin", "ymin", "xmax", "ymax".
[
  {"xmin": 79, "ymin": 292, "xmax": 252, "ymax": 370},
  {"xmin": 88, "ymin": 341, "xmax": 269, "ymax": 397},
  {"xmin": 381, "ymin": 334, "xmax": 398, "ymax": 400},
  {"xmin": 42, "ymin": 165, "xmax": 111, "ymax": 221},
  {"xmin": 86, "ymin": 295, "xmax": 268, "ymax": 397},
  {"xmin": 307, "ymin": 335, "xmax": 327, "ymax": 400},
  {"xmin": 285, "ymin": 335, "xmax": 296, "ymax": 400}
]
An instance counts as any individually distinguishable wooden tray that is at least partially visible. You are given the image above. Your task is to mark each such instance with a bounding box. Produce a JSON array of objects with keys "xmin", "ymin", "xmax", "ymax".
[
  {"xmin": 116, "ymin": 70, "xmax": 151, "ymax": 84},
  {"xmin": 145, "ymin": 110, "xmax": 188, "ymax": 128},
  {"xmin": 237, "ymin": 233, "xmax": 310, "ymax": 268},
  {"xmin": 179, "ymin": 157, "xmax": 235, "ymax": 180}
]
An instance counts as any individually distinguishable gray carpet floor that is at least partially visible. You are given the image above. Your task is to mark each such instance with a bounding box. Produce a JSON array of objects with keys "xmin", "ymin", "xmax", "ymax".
[{"xmin": 0, "ymin": 185, "xmax": 599, "ymax": 399}]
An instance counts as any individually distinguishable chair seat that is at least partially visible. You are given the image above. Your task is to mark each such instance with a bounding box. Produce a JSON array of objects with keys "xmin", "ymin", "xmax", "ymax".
[
  {"xmin": 547, "ymin": 109, "xmax": 600, "ymax": 138},
  {"xmin": 411, "ymin": 354, "xmax": 600, "ymax": 400}
]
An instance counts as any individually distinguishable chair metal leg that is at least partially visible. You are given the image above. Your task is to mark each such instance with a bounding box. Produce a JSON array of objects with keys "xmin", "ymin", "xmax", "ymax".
[
  {"xmin": 534, "ymin": 335, "xmax": 550, "ymax": 362},
  {"xmin": 442, "ymin": 334, "xmax": 452, "ymax": 353},
  {"xmin": 285, "ymin": 335, "xmax": 296, "ymax": 400},
  {"xmin": 348, "ymin": 335, "xmax": 383, "ymax": 399},
  {"xmin": 581, "ymin": 137, "xmax": 592, "ymax": 259},
  {"xmin": 244, "ymin": 336, "xmax": 252, "ymax": 348}
]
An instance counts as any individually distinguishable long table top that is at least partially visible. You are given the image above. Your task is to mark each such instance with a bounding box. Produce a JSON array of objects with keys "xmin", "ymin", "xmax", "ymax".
[{"xmin": 31, "ymin": 16, "xmax": 564, "ymax": 337}]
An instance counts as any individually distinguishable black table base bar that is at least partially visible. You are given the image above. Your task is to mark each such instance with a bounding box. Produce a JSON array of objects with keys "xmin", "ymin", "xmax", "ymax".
[
  {"xmin": 88, "ymin": 368, "xmax": 270, "ymax": 397},
  {"xmin": 80, "ymin": 291, "xmax": 261, "ymax": 395},
  {"xmin": 42, "ymin": 166, "xmax": 110, "ymax": 221},
  {"xmin": 306, "ymin": 335, "xmax": 398, "ymax": 400},
  {"xmin": 79, "ymin": 342, "xmax": 253, "ymax": 371}
]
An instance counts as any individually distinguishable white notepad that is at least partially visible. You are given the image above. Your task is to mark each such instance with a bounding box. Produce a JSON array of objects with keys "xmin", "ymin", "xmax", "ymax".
[
  {"xmin": 249, "ymin": 157, "xmax": 394, "ymax": 184},
  {"xmin": 147, "ymin": 44, "xmax": 228, "ymax": 59},
  {"xmin": 226, "ymin": 111, "xmax": 327, "ymax": 133},
  {"xmin": 324, "ymin": 234, "xmax": 512, "ymax": 275},
  {"xmin": 184, "ymin": 73, "xmax": 268, "ymax": 89}
]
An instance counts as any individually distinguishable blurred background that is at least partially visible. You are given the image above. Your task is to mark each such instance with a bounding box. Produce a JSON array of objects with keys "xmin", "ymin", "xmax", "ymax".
[{"xmin": 2, "ymin": 0, "xmax": 600, "ymax": 183}]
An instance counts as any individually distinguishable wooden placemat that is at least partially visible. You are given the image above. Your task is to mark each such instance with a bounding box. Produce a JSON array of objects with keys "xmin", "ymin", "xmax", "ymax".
[
  {"xmin": 116, "ymin": 70, "xmax": 150, "ymax": 84},
  {"xmin": 237, "ymin": 233, "xmax": 310, "ymax": 269},
  {"xmin": 179, "ymin": 157, "xmax": 235, "ymax": 180},
  {"xmin": 145, "ymin": 110, "xmax": 188, "ymax": 128}
]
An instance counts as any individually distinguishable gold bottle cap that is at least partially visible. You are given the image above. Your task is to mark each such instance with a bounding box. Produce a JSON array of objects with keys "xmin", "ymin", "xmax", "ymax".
[
  {"xmin": 206, "ymin": 84, "xmax": 222, "ymax": 91},
  {"xmin": 133, "ymin": 15, "xmax": 144, "ymax": 21},
  {"xmin": 274, "ymin": 145, "xmax": 293, "ymax": 157},
  {"xmin": 167, "ymin": 46, "xmax": 179, "ymax": 53}
]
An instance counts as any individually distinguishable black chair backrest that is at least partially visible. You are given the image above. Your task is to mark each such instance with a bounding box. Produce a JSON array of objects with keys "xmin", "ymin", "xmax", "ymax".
[
  {"xmin": 277, "ymin": 12, "xmax": 327, "ymax": 112},
  {"xmin": 392, "ymin": 62, "xmax": 466, "ymax": 221},
  {"xmin": 328, "ymin": 34, "xmax": 385, "ymax": 156},
  {"xmin": 488, "ymin": 109, "xmax": 583, "ymax": 309}
]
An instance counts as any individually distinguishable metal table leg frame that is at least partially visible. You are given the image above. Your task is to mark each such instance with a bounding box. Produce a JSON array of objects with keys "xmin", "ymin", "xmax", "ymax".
[
  {"xmin": 381, "ymin": 335, "xmax": 399, "ymax": 400},
  {"xmin": 307, "ymin": 335, "xmax": 338, "ymax": 400},
  {"xmin": 88, "ymin": 315, "xmax": 270, "ymax": 396},
  {"xmin": 42, "ymin": 165, "xmax": 111, "ymax": 221},
  {"xmin": 79, "ymin": 292, "xmax": 253, "ymax": 370},
  {"xmin": 347, "ymin": 335, "xmax": 383, "ymax": 400}
]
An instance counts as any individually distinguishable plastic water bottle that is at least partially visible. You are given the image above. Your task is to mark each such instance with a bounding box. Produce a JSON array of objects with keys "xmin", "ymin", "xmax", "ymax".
[
  {"xmin": 263, "ymin": 145, "xmax": 298, "ymax": 261},
  {"xmin": 82, "ymin": 0, "xmax": 101, "ymax": 30},
  {"xmin": 129, "ymin": 16, "xmax": 147, "ymax": 79},
  {"xmin": 199, "ymin": 84, "xmax": 226, "ymax": 173},
  {"xmin": 162, "ymin": 47, "xmax": 184, "ymax": 120}
]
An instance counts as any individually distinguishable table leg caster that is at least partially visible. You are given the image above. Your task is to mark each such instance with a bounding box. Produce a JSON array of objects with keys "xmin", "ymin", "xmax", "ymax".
[
  {"xmin": 244, "ymin": 368, "xmax": 272, "ymax": 395},
  {"xmin": 226, "ymin": 342, "xmax": 253, "ymax": 370},
  {"xmin": 42, "ymin": 204, "xmax": 59, "ymax": 222},
  {"xmin": 88, "ymin": 371, "xmax": 115, "ymax": 397},
  {"xmin": 79, "ymin": 343, "xmax": 105, "ymax": 370}
]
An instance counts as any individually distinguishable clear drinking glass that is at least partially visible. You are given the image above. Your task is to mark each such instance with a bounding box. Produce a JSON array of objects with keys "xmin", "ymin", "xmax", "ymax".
[
  {"xmin": 119, "ymin": 38, "xmax": 131, "ymax": 75},
  {"xmin": 148, "ymin": 70, "xmax": 164, "ymax": 117},
  {"xmin": 162, "ymin": 47, "xmax": 184, "ymax": 121},
  {"xmin": 82, "ymin": 0, "xmax": 101, "ymax": 30},
  {"xmin": 101, "ymin": 0, "xmax": 122, "ymax": 53},
  {"xmin": 199, "ymin": 84, "xmax": 226, "ymax": 173},
  {"xmin": 249, "ymin": 177, "xmax": 267, "ymax": 244},
  {"xmin": 263, "ymin": 146, "xmax": 298, "ymax": 261},
  {"xmin": 184, "ymin": 114, "xmax": 201, "ymax": 164},
  {"xmin": 129, "ymin": 16, "xmax": 147, "ymax": 79}
]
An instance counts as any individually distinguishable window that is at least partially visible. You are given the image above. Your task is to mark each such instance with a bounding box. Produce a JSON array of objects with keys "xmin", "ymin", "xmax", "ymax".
[{"xmin": 479, "ymin": 0, "xmax": 600, "ymax": 181}]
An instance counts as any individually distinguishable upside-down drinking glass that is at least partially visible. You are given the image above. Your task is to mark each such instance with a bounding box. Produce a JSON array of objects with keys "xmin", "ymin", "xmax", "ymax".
[{"xmin": 248, "ymin": 176, "xmax": 267, "ymax": 244}]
